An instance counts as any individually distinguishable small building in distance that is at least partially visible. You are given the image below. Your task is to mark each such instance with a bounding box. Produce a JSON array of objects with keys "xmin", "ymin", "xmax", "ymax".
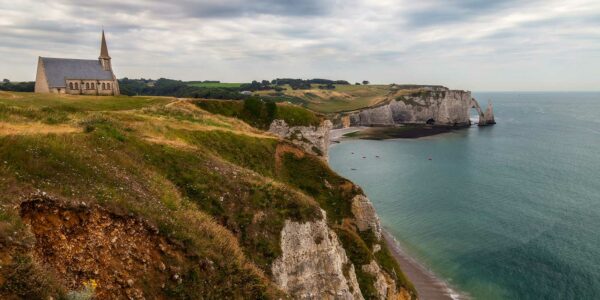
[{"xmin": 35, "ymin": 30, "xmax": 120, "ymax": 95}]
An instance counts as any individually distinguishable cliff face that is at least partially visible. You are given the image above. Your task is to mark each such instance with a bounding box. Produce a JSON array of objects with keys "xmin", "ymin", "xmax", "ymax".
[
  {"xmin": 351, "ymin": 195, "xmax": 382, "ymax": 240},
  {"xmin": 269, "ymin": 119, "xmax": 332, "ymax": 160},
  {"xmin": 272, "ymin": 210, "xmax": 364, "ymax": 299},
  {"xmin": 344, "ymin": 87, "xmax": 494, "ymax": 127},
  {"xmin": 273, "ymin": 201, "xmax": 413, "ymax": 300}
]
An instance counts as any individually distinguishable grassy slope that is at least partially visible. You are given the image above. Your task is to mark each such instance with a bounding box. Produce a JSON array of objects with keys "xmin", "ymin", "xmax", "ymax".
[
  {"xmin": 256, "ymin": 84, "xmax": 392, "ymax": 113},
  {"xmin": 255, "ymin": 84, "xmax": 441, "ymax": 115},
  {"xmin": 195, "ymin": 99, "xmax": 323, "ymax": 129},
  {"xmin": 0, "ymin": 91, "xmax": 415, "ymax": 299}
]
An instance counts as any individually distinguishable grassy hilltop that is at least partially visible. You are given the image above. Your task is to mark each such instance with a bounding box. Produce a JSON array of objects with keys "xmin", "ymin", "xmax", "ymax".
[
  {"xmin": 253, "ymin": 84, "xmax": 445, "ymax": 114},
  {"xmin": 0, "ymin": 91, "xmax": 415, "ymax": 299},
  {"xmin": 254, "ymin": 84, "xmax": 391, "ymax": 113}
]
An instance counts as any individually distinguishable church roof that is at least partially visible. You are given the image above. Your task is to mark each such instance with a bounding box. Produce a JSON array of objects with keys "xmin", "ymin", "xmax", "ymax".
[{"xmin": 40, "ymin": 57, "xmax": 114, "ymax": 88}]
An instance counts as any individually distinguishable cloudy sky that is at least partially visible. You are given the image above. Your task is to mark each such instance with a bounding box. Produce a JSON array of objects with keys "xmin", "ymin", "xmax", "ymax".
[{"xmin": 1, "ymin": 0, "xmax": 599, "ymax": 91}]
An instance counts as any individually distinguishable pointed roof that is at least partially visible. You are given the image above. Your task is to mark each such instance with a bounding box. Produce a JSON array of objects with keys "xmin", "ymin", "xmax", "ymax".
[{"xmin": 99, "ymin": 30, "xmax": 110, "ymax": 59}]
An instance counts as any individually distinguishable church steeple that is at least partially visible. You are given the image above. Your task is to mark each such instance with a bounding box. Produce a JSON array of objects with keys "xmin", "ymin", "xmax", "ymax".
[{"xmin": 99, "ymin": 30, "xmax": 112, "ymax": 71}]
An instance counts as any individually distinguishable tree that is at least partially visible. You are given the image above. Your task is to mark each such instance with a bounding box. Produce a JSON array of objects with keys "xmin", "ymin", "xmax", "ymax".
[
  {"xmin": 362, "ymin": 80, "xmax": 369, "ymax": 85},
  {"xmin": 2, "ymin": 79, "xmax": 9, "ymax": 83},
  {"xmin": 243, "ymin": 97, "xmax": 263, "ymax": 118},
  {"xmin": 355, "ymin": 82, "xmax": 361, "ymax": 85},
  {"xmin": 265, "ymin": 101, "xmax": 277, "ymax": 119}
]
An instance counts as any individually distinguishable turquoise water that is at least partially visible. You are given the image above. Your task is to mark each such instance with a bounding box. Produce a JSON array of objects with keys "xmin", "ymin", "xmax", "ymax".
[{"xmin": 329, "ymin": 92, "xmax": 600, "ymax": 299}]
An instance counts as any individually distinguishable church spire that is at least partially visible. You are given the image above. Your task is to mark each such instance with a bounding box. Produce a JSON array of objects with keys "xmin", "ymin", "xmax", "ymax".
[
  {"xmin": 99, "ymin": 30, "xmax": 112, "ymax": 71},
  {"xmin": 100, "ymin": 30, "xmax": 110, "ymax": 59}
]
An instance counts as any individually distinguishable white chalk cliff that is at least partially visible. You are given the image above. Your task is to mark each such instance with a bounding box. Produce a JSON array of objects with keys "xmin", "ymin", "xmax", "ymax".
[
  {"xmin": 269, "ymin": 119, "xmax": 333, "ymax": 160},
  {"xmin": 345, "ymin": 87, "xmax": 495, "ymax": 127},
  {"xmin": 272, "ymin": 210, "xmax": 364, "ymax": 299}
]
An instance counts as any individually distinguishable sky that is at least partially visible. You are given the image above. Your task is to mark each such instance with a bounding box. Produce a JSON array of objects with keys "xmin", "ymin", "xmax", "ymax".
[{"xmin": 1, "ymin": 0, "xmax": 599, "ymax": 91}]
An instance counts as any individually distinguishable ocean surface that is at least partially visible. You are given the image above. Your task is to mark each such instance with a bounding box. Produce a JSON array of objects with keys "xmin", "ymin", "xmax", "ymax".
[{"xmin": 329, "ymin": 92, "xmax": 600, "ymax": 299}]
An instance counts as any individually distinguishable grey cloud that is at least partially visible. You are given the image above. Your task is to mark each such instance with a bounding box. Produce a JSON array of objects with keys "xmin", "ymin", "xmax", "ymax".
[
  {"xmin": 60, "ymin": 0, "xmax": 336, "ymax": 19},
  {"xmin": 178, "ymin": 0, "xmax": 335, "ymax": 18},
  {"xmin": 403, "ymin": 0, "xmax": 536, "ymax": 28}
]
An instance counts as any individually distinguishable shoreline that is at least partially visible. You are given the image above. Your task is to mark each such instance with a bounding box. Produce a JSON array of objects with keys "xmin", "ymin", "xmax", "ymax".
[
  {"xmin": 330, "ymin": 125, "xmax": 460, "ymax": 142},
  {"xmin": 327, "ymin": 130, "xmax": 468, "ymax": 299},
  {"xmin": 383, "ymin": 230, "xmax": 466, "ymax": 300}
]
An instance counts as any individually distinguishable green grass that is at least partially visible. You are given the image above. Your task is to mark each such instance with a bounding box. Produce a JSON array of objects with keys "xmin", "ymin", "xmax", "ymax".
[
  {"xmin": 0, "ymin": 91, "xmax": 171, "ymax": 111},
  {"xmin": 0, "ymin": 126, "xmax": 284, "ymax": 298},
  {"xmin": 275, "ymin": 104, "xmax": 322, "ymax": 127},
  {"xmin": 0, "ymin": 91, "xmax": 416, "ymax": 299},
  {"xmin": 335, "ymin": 227, "xmax": 378, "ymax": 299},
  {"xmin": 253, "ymin": 84, "xmax": 392, "ymax": 113},
  {"xmin": 195, "ymin": 99, "xmax": 322, "ymax": 129},
  {"xmin": 187, "ymin": 82, "xmax": 244, "ymax": 88}
]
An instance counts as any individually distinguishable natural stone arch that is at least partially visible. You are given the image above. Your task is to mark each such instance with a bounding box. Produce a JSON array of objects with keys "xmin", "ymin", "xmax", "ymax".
[
  {"xmin": 470, "ymin": 98, "xmax": 495, "ymax": 126},
  {"xmin": 470, "ymin": 98, "xmax": 485, "ymax": 125}
]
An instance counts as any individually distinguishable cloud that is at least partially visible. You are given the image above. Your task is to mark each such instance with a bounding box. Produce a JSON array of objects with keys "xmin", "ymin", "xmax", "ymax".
[
  {"xmin": 59, "ymin": 0, "xmax": 337, "ymax": 18},
  {"xmin": 0, "ymin": 0, "xmax": 598, "ymax": 90},
  {"xmin": 401, "ymin": 0, "xmax": 528, "ymax": 28}
]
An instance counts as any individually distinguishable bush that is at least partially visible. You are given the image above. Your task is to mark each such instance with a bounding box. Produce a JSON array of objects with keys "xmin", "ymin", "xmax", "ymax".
[
  {"xmin": 118, "ymin": 78, "xmax": 247, "ymax": 99},
  {"xmin": 0, "ymin": 81, "xmax": 34, "ymax": 92}
]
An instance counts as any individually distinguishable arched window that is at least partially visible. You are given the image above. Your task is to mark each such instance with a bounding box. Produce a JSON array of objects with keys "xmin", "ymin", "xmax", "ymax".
[
  {"xmin": 91, "ymin": 83, "xmax": 95, "ymax": 89},
  {"xmin": 75, "ymin": 83, "xmax": 79, "ymax": 89},
  {"xmin": 69, "ymin": 82, "xmax": 73, "ymax": 89},
  {"xmin": 107, "ymin": 83, "xmax": 110, "ymax": 89},
  {"xmin": 102, "ymin": 83, "xmax": 106, "ymax": 89},
  {"xmin": 86, "ymin": 82, "xmax": 89, "ymax": 89}
]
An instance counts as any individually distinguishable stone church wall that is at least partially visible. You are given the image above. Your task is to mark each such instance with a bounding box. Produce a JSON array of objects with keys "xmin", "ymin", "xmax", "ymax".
[
  {"xmin": 66, "ymin": 80, "xmax": 117, "ymax": 96},
  {"xmin": 34, "ymin": 58, "xmax": 49, "ymax": 93}
]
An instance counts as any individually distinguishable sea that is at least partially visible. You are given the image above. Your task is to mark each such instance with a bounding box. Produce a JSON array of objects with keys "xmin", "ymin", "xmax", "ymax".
[{"xmin": 329, "ymin": 92, "xmax": 600, "ymax": 299}]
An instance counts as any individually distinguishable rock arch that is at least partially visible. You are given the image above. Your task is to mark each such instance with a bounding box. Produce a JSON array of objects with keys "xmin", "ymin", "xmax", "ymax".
[{"xmin": 470, "ymin": 98, "xmax": 496, "ymax": 126}]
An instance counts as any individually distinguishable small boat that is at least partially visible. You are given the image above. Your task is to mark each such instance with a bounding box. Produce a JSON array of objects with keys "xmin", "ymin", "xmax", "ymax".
[
  {"xmin": 375, "ymin": 155, "xmax": 380, "ymax": 158},
  {"xmin": 428, "ymin": 157, "xmax": 432, "ymax": 160},
  {"xmin": 362, "ymin": 156, "xmax": 366, "ymax": 159},
  {"xmin": 351, "ymin": 168, "xmax": 357, "ymax": 171}
]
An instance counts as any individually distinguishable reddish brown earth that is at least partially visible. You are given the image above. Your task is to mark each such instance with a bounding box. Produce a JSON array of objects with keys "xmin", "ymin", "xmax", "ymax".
[{"xmin": 19, "ymin": 197, "xmax": 204, "ymax": 300}]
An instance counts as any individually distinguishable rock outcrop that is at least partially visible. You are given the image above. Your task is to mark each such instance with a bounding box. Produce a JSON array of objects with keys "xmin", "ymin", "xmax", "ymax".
[
  {"xmin": 269, "ymin": 119, "xmax": 333, "ymax": 160},
  {"xmin": 362, "ymin": 260, "xmax": 411, "ymax": 300},
  {"xmin": 482, "ymin": 100, "xmax": 496, "ymax": 125},
  {"xmin": 343, "ymin": 87, "xmax": 494, "ymax": 127},
  {"xmin": 351, "ymin": 194, "xmax": 382, "ymax": 240},
  {"xmin": 272, "ymin": 210, "xmax": 364, "ymax": 299}
]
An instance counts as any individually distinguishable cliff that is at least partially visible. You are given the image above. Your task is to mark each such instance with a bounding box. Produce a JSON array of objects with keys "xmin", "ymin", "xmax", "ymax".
[
  {"xmin": 269, "ymin": 119, "xmax": 332, "ymax": 160},
  {"xmin": 0, "ymin": 91, "xmax": 416, "ymax": 300},
  {"xmin": 340, "ymin": 87, "xmax": 494, "ymax": 127},
  {"xmin": 272, "ymin": 210, "xmax": 364, "ymax": 299}
]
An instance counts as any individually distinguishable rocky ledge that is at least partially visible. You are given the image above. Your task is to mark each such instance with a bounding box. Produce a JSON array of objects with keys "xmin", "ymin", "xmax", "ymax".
[{"xmin": 269, "ymin": 119, "xmax": 333, "ymax": 160}]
